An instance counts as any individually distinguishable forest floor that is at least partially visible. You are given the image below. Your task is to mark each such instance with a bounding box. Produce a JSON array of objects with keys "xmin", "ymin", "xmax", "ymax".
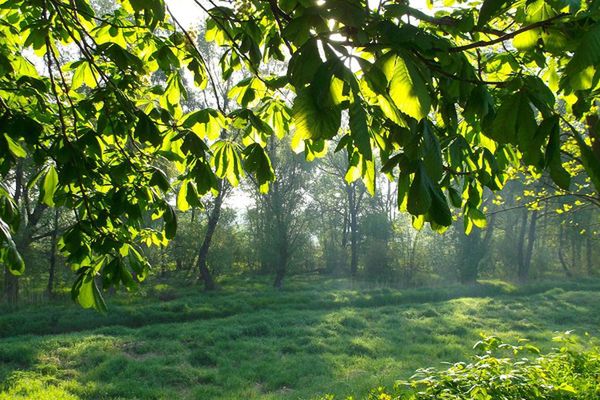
[{"xmin": 1, "ymin": 276, "xmax": 600, "ymax": 400}]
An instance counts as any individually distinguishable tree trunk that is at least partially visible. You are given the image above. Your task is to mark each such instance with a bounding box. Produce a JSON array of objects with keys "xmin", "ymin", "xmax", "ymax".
[
  {"xmin": 3, "ymin": 269, "xmax": 19, "ymax": 305},
  {"xmin": 520, "ymin": 210, "xmax": 538, "ymax": 281},
  {"xmin": 273, "ymin": 225, "xmax": 288, "ymax": 289},
  {"xmin": 587, "ymin": 234, "xmax": 594, "ymax": 276},
  {"xmin": 347, "ymin": 183, "xmax": 358, "ymax": 277},
  {"xmin": 196, "ymin": 190, "xmax": 224, "ymax": 291},
  {"xmin": 517, "ymin": 209, "xmax": 529, "ymax": 280},
  {"xmin": 271, "ymin": 177, "xmax": 289, "ymax": 288},
  {"xmin": 47, "ymin": 208, "xmax": 60, "ymax": 298},
  {"xmin": 558, "ymin": 225, "xmax": 573, "ymax": 278},
  {"xmin": 4, "ymin": 162, "xmax": 22, "ymax": 304}
]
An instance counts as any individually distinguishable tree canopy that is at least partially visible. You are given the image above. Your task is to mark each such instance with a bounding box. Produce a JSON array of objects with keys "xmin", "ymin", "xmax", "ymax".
[{"xmin": 1, "ymin": 0, "xmax": 599, "ymax": 309}]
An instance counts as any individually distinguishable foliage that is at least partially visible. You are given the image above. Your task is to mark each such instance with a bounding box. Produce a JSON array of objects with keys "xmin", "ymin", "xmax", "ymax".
[
  {"xmin": 2, "ymin": 0, "xmax": 600, "ymax": 306},
  {"xmin": 351, "ymin": 333, "xmax": 600, "ymax": 400}
]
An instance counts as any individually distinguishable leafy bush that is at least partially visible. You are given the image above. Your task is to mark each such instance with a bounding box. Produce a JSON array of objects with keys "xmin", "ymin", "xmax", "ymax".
[{"xmin": 328, "ymin": 333, "xmax": 600, "ymax": 400}]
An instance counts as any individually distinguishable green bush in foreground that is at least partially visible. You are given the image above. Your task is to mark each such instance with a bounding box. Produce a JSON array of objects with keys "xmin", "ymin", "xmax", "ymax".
[{"xmin": 327, "ymin": 333, "xmax": 600, "ymax": 400}]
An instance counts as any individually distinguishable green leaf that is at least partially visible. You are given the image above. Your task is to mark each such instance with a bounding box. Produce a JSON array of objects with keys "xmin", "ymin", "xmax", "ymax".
[
  {"xmin": 212, "ymin": 141, "xmax": 244, "ymax": 186},
  {"xmin": 397, "ymin": 172, "xmax": 410, "ymax": 211},
  {"xmin": 407, "ymin": 164, "xmax": 432, "ymax": 215},
  {"xmin": 186, "ymin": 181, "xmax": 202, "ymax": 208},
  {"xmin": 128, "ymin": 247, "xmax": 149, "ymax": 282},
  {"xmin": 512, "ymin": 0, "xmax": 555, "ymax": 50},
  {"xmin": 428, "ymin": 186, "xmax": 452, "ymax": 226},
  {"xmin": 74, "ymin": 271, "xmax": 107, "ymax": 312},
  {"xmin": 348, "ymin": 99, "xmax": 372, "ymax": 160},
  {"xmin": 42, "ymin": 165, "xmax": 58, "ymax": 207},
  {"xmin": 488, "ymin": 91, "xmax": 536, "ymax": 148},
  {"xmin": 282, "ymin": 15, "xmax": 327, "ymax": 47},
  {"xmin": 291, "ymin": 89, "xmax": 341, "ymax": 149},
  {"xmin": 183, "ymin": 109, "xmax": 225, "ymax": 141},
  {"xmin": 3, "ymin": 134, "xmax": 27, "ymax": 158},
  {"xmin": 187, "ymin": 57, "xmax": 208, "ymax": 89},
  {"xmin": 421, "ymin": 121, "xmax": 443, "ymax": 182},
  {"xmin": 72, "ymin": 61, "xmax": 97, "ymax": 89},
  {"xmin": 513, "ymin": 29, "xmax": 540, "ymax": 50},
  {"xmin": 193, "ymin": 161, "xmax": 219, "ymax": 195},
  {"xmin": 323, "ymin": 0, "xmax": 367, "ymax": 27},
  {"xmin": 163, "ymin": 204, "xmax": 177, "ymax": 240},
  {"xmin": 478, "ymin": 0, "xmax": 509, "ymax": 26},
  {"xmin": 362, "ymin": 158, "xmax": 376, "ymax": 196},
  {"xmin": 99, "ymin": 43, "xmax": 145, "ymax": 73},
  {"xmin": 228, "ymin": 78, "xmax": 266, "ymax": 107},
  {"xmin": 382, "ymin": 54, "xmax": 431, "ymax": 121},
  {"xmin": 0, "ymin": 219, "xmax": 25, "ymax": 276},
  {"xmin": 243, "ymin": 143, "xmax": 275, "ymax": 193},
  {"xmin": 543, "ymin": 117, "xmax": 570, "ymax": 190},
  {"xmin": 468, "ymin": 206, "xmax": 487, "ymax": 229},
  {"xmin": 448, "ymin": 187, "xmax": 462, "ymax": 208},
  {"xmin": 163, "ymin": 72, "xmax": 187, "ymax": 107},
  {"xmin": 134, "ymin": 111, "xmax": 162, "ymax": 146},
  {"xmin": 563, "ymin": 24, "xmax": 600, "ymax": 92},
  {"xmin": 177, "ymin": 181, "xmax": 190, "ymax": 211},
  {"xmin": 287, "ymin": 39, "xmax": 322, "ymax": 87},
  {"xmin": 571, "ymin": 127, "xmax": 600, "ymax": 193},
  {"xmin": 149, "ymin": 167, "xmax": 170, "ymax": 192},
  {"xmin": 129, "ymin": 0, "xmax": 165, "ymax": 29}
]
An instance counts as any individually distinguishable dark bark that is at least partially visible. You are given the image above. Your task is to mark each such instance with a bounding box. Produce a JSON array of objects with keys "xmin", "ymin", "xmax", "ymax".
[
  {"xmin": 587, "ymin": 234, "xmax": 594, "ymax": 276},
  {"xmin": 196, "ymin": 189, "xmax": 224, "ymax": 291},
  {"xmin": 4, "ymin": 163, "xmax": 22, "ymax": 304},
  {"xmin": 273, "ymin": 226, "xmax": 288, "ymax": 289},
  {"xmin": 47, "ymin": 208, "xmax": 60, "ymax": 298},
  {"xmin": 271, "ymin": 174, "xmax": 289, "ymax": 288},
  {"xmin": 558, "ymin": 225, "xmax": 573, "ymax": 278},
  {"xmin": 347, "ymin": 183, "xmax": 359, "ymax": 277},
  {"xmin": 516, "ymin": 209, "xmax": 529, "ymax": 280},
  {"xmin": 519, "ymin": 210, "xmax": 538, "ymax": 281},
  {"xmin": 3, "ymin": 269, "xmax": 19, "ymax": 305},
  {"xmin": 457, "ymin": 213, "xmax": 495, "ymax": 284}
]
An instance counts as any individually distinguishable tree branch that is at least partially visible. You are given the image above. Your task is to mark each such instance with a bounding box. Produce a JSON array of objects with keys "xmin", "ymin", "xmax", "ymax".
[{"xmin": 450, "ymin": 13, "xmax": 569, "ymax": 53}]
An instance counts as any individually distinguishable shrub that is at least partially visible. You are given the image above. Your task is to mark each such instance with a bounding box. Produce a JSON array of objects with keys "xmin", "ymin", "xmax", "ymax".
[{"xmin": 326, "ymin": 333, "xmax": 600, "ymax": 399}]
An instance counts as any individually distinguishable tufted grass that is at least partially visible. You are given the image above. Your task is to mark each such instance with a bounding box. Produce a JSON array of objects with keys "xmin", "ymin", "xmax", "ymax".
[{"xmin": 1, "ymin": 276, "xmax": 600, "ymax": 399}]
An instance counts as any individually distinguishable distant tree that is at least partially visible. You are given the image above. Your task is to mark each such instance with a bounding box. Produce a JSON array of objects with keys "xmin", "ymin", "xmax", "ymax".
[{"xmin": 252, "ymin": 140, "xmax": 310, "ymax": 288}]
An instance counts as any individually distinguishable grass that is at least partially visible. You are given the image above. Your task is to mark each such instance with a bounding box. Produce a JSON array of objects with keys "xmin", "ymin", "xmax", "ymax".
[{"xmin": 1, "ymin": 276, "xmax": 600, "ymax": 399}]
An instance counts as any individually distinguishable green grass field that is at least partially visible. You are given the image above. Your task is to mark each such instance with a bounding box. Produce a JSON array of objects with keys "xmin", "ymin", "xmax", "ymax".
[{"xmin": 1, "ymin": 277, "xmax": 600, "ymax": 400}]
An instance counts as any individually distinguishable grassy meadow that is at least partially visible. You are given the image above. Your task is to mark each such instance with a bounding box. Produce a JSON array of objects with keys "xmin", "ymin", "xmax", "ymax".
[{"xmin": 1, "ymin": 277, "xmax": 600, "ymax": 399}]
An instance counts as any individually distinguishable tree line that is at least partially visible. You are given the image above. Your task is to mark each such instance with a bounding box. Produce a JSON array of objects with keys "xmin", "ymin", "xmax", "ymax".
[{"xmin": 4, "ymin": 139, "xmax": 598, "ymax": 304}]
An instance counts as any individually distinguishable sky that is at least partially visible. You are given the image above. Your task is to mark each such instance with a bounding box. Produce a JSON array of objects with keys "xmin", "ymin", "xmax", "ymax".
[
  {"xmin": 166, "ymin": 0, "xmax": 431, "ymax": 29},
  {"xmin": 167, "ymin": 0, "xmax": 205, "ymax": 28}
]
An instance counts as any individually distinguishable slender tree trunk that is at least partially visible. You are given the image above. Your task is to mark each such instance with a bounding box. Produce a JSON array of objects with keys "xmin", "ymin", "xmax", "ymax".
[
  {"xmin": 347, "ymin": 184, "xmax": 358, "ymax": 277},
  {"xmin": 517, "ymin": 209, "xmax": 529, "ymax": 280},
  {"xmin": 407, "ymin": 232, "xmax": 420, "ymax": 287},
  {"xmin": 520, "ymin": 211, "xmax": 538, "ymax": 281},
  {"xmin": 558, "ymin": 225, "xmax": 573, "ymax": 278},
  {"xmin": 273, "ymin": 235, "xmax": 288, "ymax": 289},
  {"xmin": 4, "ymin": 163, "xmax": 23, "ymax": 304},
  {"xmin": 196, "ymin": 190, "xmax": 224, "ymax": 291},
  {"xmin": 587, "ymin": 235, "xmax": 594, "ymax": 276},
  {"xmin": 3, "ymin": 269, "xmax": 18, "ymax": 305},
  {"xmin": 271, "ymin": 177, "xmax": 289, "ymax": 288},
  {"xmin": 273, "ymin": 217, "xmax": 289, "ymax": 289},
  {"xmin": 47, "ymin": 208, "xmax": 60, "ymax": 298}
]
